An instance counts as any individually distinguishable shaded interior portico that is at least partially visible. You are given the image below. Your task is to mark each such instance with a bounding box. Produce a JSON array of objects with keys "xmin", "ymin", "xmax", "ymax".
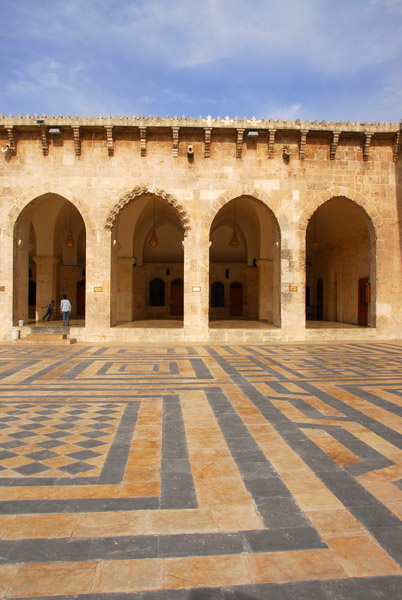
[
  {"xmin": 14, "ymin": 194, "xmax": 86, "ymax": 326},
  {"xmin": 209, "ymin": 195, "xmax": 281, "ymax": 328},
  {"xmin": 110, "ymin": 192, "xmax": 184, "ymax": 327},
  {"xmin": 306, "ymin": 196, "xmax": 375, "ymax": 328}
]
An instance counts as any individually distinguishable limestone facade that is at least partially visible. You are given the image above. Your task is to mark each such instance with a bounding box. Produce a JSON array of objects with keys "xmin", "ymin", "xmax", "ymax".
[{"xmin": 0, "ymin": 114, "xmax": 401, "ymax": 342}]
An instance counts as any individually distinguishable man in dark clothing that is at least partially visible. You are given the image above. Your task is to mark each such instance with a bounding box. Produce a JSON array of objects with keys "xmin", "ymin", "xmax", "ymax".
[{"xmin": 42, "ymin": 300, "xmax": 55, "ymax": 322}]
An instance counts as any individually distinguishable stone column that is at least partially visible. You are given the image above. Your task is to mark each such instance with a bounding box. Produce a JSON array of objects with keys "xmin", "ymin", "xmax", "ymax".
[
  {"xmin": 116, "ymin": 257, "xmax": 136, "ymax": 322},
  {"xmin": 85, "ymin": 228, "xmax": 112, "ymax": 339},
  {"xmin": 0, "ymin": 230, "xmax": 14, "ymax": 338},
  {"xmin": 280, "ymin": 231, "xmax": 305, "ymax": 339},
  {"xmin": 257, "ymin": 259, "xmax": 273, "ymax": 322},
  {"xmin": 14, "ymin": 240, "xmax": 33, "ymax": 324},
  {"xmin": 183, "ymin": 229, "xmax": 209, "ymax": 341},
  {"xmin": 33, "ymin": 256, "xmax": 59, "ymax": 322}
]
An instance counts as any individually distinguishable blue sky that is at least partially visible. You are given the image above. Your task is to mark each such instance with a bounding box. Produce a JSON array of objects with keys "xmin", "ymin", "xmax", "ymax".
[{"xmin": 1, "ymin": 0, "xmax": 401, "ymax": 123}]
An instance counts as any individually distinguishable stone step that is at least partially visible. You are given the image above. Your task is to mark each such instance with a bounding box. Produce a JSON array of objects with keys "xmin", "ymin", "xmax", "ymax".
[
  {"xmin": 29, "ymin": 327, "xmax": 70, "ymax": 334},
  {"xmin": 17, "ymin": 334, "xmax": 76, "ymax": 345}
]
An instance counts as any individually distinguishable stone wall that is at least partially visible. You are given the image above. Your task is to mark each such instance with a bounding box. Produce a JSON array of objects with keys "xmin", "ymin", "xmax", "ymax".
[{"xmin": 0, "ymin": 115, "xmax": 401, "ymax": 342}]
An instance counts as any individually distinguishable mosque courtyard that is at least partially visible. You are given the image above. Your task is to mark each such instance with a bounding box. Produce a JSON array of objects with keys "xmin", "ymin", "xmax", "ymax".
[{"xmin": 0, "ymin": 341, "xmax": 401, "ymax": 599}]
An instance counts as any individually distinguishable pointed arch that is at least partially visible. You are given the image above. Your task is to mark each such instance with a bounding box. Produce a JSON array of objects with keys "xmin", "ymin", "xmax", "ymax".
[
  {"xmin": 300, "ymin": 186, "xmax": 380, "ymax": 238},
  {"xmin": 105, "ymin": 185, "xmax": 191, "ymax": 236},
  {"xmin": 7, "ymin": 184, "xmax": 94, "ymax": 236}
]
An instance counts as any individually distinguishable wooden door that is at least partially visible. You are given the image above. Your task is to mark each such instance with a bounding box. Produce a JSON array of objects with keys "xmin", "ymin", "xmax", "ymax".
[
  {"xmin": 358, "ymin": 278, "xmax": 369, "ymax": 326},
  {"xmin": 230, "ymin": 283, "xmax": 243, "ymax": 317},
  {"xmin": 171, "ymin": 279, "xmax": 183, "ymax": 316},
  {"xmin": 316, "ymin": 279, "xmax": 323, "ymax": 321},
  {"xmin": 76, "ymin": 280, "xmax": 86, "ymax": 316}
]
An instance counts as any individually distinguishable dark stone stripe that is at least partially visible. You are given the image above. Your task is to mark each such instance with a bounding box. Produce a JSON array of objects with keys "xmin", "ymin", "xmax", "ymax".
[
  {"xmin": 0, "ymin": 526, "xmax": 327, "ymax": 564},
  {"xmin": 190, "ymin": 358, "xmax": 213, "ymax": 379},
  {"xmin": 98, "ymin": 402, "xmax": 140, "ymax": 484},
  {"xmin": 58, "ymin": 359, "xmax": 95, "ymax": 380},
  {"xmin": 0, "ymin": 360, "xmax": 39, "ymax": 380},
  {"xmin": 8, "ymin": 576, "xmax": 402, "ymax": 600},
  {"xmin": 206, "ymin": 388, "xmax": 312, "ymax": 530},
  {"xmin": 161, "ymin": 395, "xmax": 197, "ymax": 509},
  {"xmin": 206, "ymin": 347, "xmax": 402, "ymax": 566},
  {"xmin": 18, "ymin": 347, "xmax": 92, "ymax": 384},
  {"xmin": 0, "ymin": 497, "xmax": 159, "ymax": 515}
]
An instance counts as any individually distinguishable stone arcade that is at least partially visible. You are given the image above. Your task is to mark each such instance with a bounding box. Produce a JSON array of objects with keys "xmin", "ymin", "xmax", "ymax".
[{"xmin": 0, "ymin": 114, "xmax": 401, "ymax": 343}]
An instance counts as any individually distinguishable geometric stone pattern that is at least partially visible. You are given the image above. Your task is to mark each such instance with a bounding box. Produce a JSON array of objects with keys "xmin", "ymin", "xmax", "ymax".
[{"xmin": 0, "ymin": 342, "xmax": 401, "ymax": 599}]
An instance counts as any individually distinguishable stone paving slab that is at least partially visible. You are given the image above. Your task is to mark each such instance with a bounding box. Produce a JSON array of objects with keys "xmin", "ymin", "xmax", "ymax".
[{"xmin": 0, "ymin": 341, "xmax": 401, "ymax": 598}]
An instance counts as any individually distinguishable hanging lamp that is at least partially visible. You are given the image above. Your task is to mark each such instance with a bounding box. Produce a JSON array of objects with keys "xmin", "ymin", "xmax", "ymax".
[
  {"xmin": 311, "ymin": 212, "xmax": 320, "ymax": 249},
  {"xmin": 229, "ymin": 200, "xmax": 240, "ymax": 248},
  {"xmin": 148, "ymin": 198, "xmax": 160, "ymax": 247},
  {"xmin": 65, "ymin": 204, "xmax": 75, "ymax": 248}
]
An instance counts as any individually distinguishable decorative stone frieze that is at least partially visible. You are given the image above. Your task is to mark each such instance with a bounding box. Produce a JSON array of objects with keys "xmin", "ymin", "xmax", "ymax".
[
  {"xmin": 139, "ymin": 127, "xmax": 147, "ymax": 156},
  {"xmin": 330, "ymin": 131, "xmax": 341, "ymax": 160},
  {"xmin": 236, "ymin": 129, "xmax": 245, "ymax": 158},
  {"xmin": 172, "ymin": 127, "xmax": 180, "ymax": 157},
  {"xmin": 0, "ymin": 115, "xmax": 400, "ymax": 160},
  {"xmin": 72, "ymin": 126, "xmax": 81, "ymax": 156}
]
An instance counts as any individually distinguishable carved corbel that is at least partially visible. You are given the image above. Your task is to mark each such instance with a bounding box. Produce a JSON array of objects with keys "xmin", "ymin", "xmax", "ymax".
[
  {"xmin": 172, "ymin": 126, "xmax": 180, "ymax": 157},
  {"xmin": 105, "ymin": 126, "xmax": 114, "ymax": 156},
  {"xmin": 330, "ymin": 131, "xmax": 341, "ymax": 160},
  {"xmin": 139, "ymin": 127, "xmax": 147, "ymax": 156},
  {"xmin": 393, "ymin": 130, "xmax": 401, "ymax": 162},
  {"xmin": 72, "ymin": 126, "xmax": 81, "ymax": 156},
  {"xmin": 268, "ymin": 129, "xmax": 276, "ymax": 158},
  {"xmin": 5, "ymin": 126, "xmax": 17, "ymax": 155},
  {"xmin": 363, "ymin": 133, "xmax": 373, "ymax": 162},
  {"xmin": 204, "ymin": 127, "xmax": 212, "ymax": 158},
  {"xmin": 236, "ymin": 128, "xmax": 245, "ymax": 158},
  {"xmin": 299, "ymin": 129, "xmax": 308, "ymax": 160},
  {"xmin": 38, "ymin": 123, "xmax": 49, "ymax": 156}
]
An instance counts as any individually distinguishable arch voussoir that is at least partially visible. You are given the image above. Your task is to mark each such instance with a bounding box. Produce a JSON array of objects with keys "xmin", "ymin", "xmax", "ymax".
[{"xmin": 105, "ymin": 185, "xmax": 191, "ymax": 237}]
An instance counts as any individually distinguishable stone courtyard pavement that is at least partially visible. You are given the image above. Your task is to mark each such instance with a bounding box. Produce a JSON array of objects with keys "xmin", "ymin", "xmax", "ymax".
[{"xmin": 0, "ymin": 342, "xmax": 401, "ymax": 599}]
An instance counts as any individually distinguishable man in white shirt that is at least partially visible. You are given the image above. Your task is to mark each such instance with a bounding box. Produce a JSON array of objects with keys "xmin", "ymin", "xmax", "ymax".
[{"xmin": 60, "ymin": 294, "xmax": 72, "ymax": 326}]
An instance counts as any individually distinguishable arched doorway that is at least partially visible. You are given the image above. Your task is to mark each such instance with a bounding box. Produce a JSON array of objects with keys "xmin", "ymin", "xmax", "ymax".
[
  {"xmin": 171, "ymin": 279, "xmax": 184, "ymax": 316},
  {"xmin": 76, "ymin": 280, "xmax": 86, "ymax": 317},
  {"xmin": 110, "ymin": 192, "xmax": 184, "ymax": 325},
  {"xmin": 209, "ymin": 195, "xmax": 280, "ymax": 326},
  {"xmin": 306, "ymin": 197, "xmax": 375, "ymax": 327},
  {"xmin": 230, "ymin": 282, "xmax": 243, "ymax": 316},
  {"xmin": 14, "ymin": 194, "xmax": 86, "ymax": 325},
  {"xmin": 316, "ymin": 279, "xmax": 323, "ymax": 321}
]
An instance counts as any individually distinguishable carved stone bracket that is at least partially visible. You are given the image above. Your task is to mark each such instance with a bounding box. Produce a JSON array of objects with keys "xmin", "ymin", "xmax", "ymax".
[
  {"xmin": 5, "ymin": 126, "xmax": 17, "ymax": 155},
  {"xmin": 139, "ymin": 127, "xmax": 147, "ymax": 156},
  {"xmin": 38, "ymin": 124, "xmax": 48, "ymax": 156},
  {"xmin": 363, "ymin": 133, "xmax": 373, "ymax": 162},
  {"xmin": 268, "ymin": 129, "xmax": 276, "ymax": 158},
  {"xmin": 299, "ymin": 129, "xmax": 308, "ymax": 160},
  {"xmin": 330, "ymin": 131, "xmax": 341, "ymax": 160},
  {"xmin": 105, "ymin": 126, "xmax": 114, "ymax": 156},
  {"xmin": 236, "ymin": 128, "xmax": 245, "ymax": 158},
  {"xmin": 72, "ymin": 126, "xmax": 81, "ymax": 156},
  {"xmin": 393, "ymin": 130, "xmax": 401, "ymax": 162},
  {"xmin": 172, "ymin": 127, "xmax": 180, "ymax": 157},
  {"xmin": 204, "ymin": 127, "xmax": 212, "ymax": 158}
]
